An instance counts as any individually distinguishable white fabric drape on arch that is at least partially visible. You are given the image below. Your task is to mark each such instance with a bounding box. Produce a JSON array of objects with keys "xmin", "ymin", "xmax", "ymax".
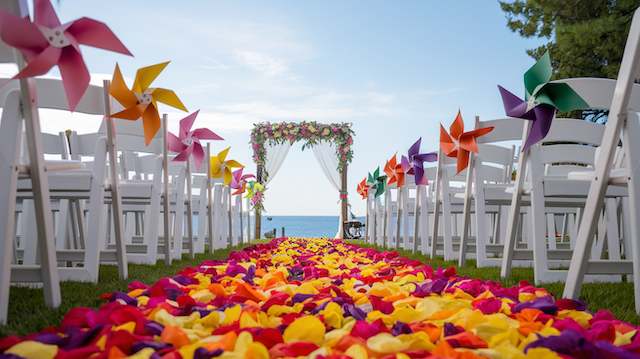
[
  {"xmin": 264, "ymin": 142, "xmax": 291, "ymax": 185},
  {"xmin": 311, "ymin": 142, "xmax": 345, "ymax": 239}
]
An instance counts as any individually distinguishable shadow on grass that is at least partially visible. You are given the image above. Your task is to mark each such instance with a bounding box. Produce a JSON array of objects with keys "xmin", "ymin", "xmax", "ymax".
[{"xmin": 348, "ymin": 240, "xmax": 640, "ymax": 325}]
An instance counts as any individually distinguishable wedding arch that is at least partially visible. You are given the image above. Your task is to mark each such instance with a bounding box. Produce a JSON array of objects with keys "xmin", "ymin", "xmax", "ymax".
[{"xmin": 250, "ymin": 121, "xmax": 354, "ymax": 238}]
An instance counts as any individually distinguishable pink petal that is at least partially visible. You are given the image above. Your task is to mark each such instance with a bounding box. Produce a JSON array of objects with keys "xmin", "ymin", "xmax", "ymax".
[
  {"xmin": 0, "ymin": 11, "xmax": 48, "ymax": 50},
  {"xmin": 173, "ymin": 145, "xmax": 193, "ymax": 162},
  {"xmin": 66, "ymin": 17, "xmax": 132, "ymax": 56},
  {"xmin": 14, "ymin": 45, "xmax": 60, "ymax": 78},
  {"xmin": 166, "ymin": 132, "xmax": 184, "ymax": 153},
  {"xmin": 33, "ymin": 0, "xmax": 62, "ymax": 28},
  {"xmin": 179, "ymin": 110, "xmax": 198, "ymax": 138},
  {"xmin": 57, "ymin": 47, "xmax": 89, "ymax": 111},
  {"xmin": 192, "ymin": 127, "xmax": 223, "ymax": 141},
  {"xmin": 192, "ymin": 142, "xmax": 205, "ymax": 170}
]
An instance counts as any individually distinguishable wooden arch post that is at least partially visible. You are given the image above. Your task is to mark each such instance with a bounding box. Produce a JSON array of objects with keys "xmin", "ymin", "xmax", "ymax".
[
  {"xmin": 340, "ymin": 164, "xmax": 348, "ymax": 238},
  {"xmin": 255, "ymin": 164, "xmax": 264, "ymax": 239}
]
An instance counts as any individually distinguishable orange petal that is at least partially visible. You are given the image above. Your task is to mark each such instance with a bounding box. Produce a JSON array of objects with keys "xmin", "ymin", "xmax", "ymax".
[
  {"xmin": 142, "ymin": 105, "xmax": 161, "ymax": 145},
  {"xmin": 109, "ymin": 63, "xmax": 138, "ymax": 109},
  {"xmin": 450, "ymin": 110, "xmax": 465, "ymax": 140},
  {"xmin": 160, "ymin": 325, "xmax": 190, "ymax": 348}
]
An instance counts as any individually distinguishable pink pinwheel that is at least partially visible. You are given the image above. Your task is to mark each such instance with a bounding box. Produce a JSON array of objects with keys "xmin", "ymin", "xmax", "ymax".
[
  {"xmin": 167, "ymin": 110, "xmax": 223, "ymax": 169},
  {"xmin": 230, "ymin": 168, "xmax": 255, "ymax": 195},
  {"xmin": 400, "ymin": 138, "xmax": 437, "ymax": 185},
  {"xmin": 0, "ymin": 0, "xmax": 132, "ymax": 111}
]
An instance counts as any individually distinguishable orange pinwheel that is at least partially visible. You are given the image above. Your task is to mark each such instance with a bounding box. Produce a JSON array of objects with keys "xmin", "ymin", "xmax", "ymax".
[
  {"xmin": 357, "ymin": 178, "xmax": 369, "ymax": 200},
  {"xmin": 440, "ymin": 110, "xmax": 493, "ymax": 174},
  {"xmin": 383, "ymin": 154, "xmax": 405, "ymax": 187},
  {"xmin": 109, "ymin": 62, "xmax": 188, "ymax": 145}
]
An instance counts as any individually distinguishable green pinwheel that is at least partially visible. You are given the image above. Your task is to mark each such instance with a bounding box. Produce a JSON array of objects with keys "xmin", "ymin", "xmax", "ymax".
[
  {"xmin": 498, "ymin": 51, "xmax": 589, "ymax": 149},
  {"xmin": 367, "ymin": 167, "xmax": 387, "ymax": 198}
]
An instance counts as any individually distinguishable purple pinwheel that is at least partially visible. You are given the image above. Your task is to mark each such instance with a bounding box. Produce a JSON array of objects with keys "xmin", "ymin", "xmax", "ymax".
[
  {"xmin": 167, "ymin": 110, "xmax": 223, "ymax": 170},
  {"xmin": 400, "ymin": 138, "xmax": 437, "ymax": 185},
  {"xmin": 498, "ymin": 51, "xmax": 589, "ymax": 150}
]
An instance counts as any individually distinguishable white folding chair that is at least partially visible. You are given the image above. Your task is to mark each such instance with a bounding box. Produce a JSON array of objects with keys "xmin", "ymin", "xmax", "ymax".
[
  {"xmin": 562, "ymin": 9, "xmax": 640, "ymax": 313},
  {"xmin": 458, "ymin": 117, "xmax": 520, "ymax": 267},
  {"xmin": 501, "ymin": 117, "xmax": 626, "ymax": 284}
]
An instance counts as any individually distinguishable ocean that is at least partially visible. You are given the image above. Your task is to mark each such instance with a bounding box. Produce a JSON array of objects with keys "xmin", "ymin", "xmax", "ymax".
[{"xmin": 259, "ymin": 215, "xmax": 365, "ymax": 238}]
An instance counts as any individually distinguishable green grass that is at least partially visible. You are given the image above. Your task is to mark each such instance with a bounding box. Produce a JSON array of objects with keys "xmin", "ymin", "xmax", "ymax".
[
  {"xmin": 348, "ymin": 240, "xmax": 640, "ymax": 325},
  {"xmin": 0, "ymin": 244, "xmax": 251, "ymax": 337},
  {"xmin": 2, "ymin": 239, "xmax": 638, "ymax": 337}
]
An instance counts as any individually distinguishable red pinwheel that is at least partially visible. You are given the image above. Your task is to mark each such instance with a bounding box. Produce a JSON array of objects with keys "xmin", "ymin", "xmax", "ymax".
[
  {"xmin": 440, "ymin": 111, "xmax": 493, "ymax": 174},
  {"xmin": 384, "ymin": 154, "xmax": 405, "ymax": 187},
  {"xmin": 400, "ymin": 138, "xmax": 437, "ymax": 185},
  {"xmin": 0, "ymin": 0, "xmax": 132, "ymax": 111},
  {"xmin": 230, "ymin": 168, "xmax": 255, "ymax": 196},
  {"xmin": 167, "ymin": 110, "xmax": 223, "ymax": 170},
  {"xmin": 357, "ymin": 178, "xmax": 369, "ymax": 200}
]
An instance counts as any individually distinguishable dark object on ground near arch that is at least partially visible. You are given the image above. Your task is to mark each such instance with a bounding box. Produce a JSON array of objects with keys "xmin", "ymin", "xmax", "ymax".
[{"xmin": 344, "ymin": 221, "xmax": 365, "ymax": 239}]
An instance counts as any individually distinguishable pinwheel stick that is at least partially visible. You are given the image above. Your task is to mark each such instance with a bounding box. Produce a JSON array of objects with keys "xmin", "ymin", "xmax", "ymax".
[
  {"xmin": 185, "ymin": 159, "xmax": 194, "ymax": 259},
  {"xmin": 162, "ymin": 114, "xmax": 172, "ymax": 265},
  {"xmin": 206, "ymin": 143, "xmax": 214, "ymax": 253},
  {"xmin": 102, "ymin": 79, "xmax": 127, "ymax": 279},
  {"xmin": 227, "ymin": 186, "xmax": 233, "ymax": 247}
]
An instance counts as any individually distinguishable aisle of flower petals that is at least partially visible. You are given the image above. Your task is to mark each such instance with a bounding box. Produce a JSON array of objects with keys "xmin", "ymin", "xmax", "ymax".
[{"xmin": 1, "ymin": 238, "xmax": 640, "ymax": 359}]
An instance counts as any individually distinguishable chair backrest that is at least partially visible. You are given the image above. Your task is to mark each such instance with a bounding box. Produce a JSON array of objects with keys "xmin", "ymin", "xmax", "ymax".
[
  {"xmin": 99, "ymin": 119, "xmax": 164, "ymax": 155},
  {"xmin": 477, "ymin": 118, "xmax": 525, "ymax": 144},
  {"xmin": 556, "ymin": 78, "xmax": 640, "ymax": 111},
  {"xmin": 535, "ymin": 118, "xmax": 604, "ymax": 176}
]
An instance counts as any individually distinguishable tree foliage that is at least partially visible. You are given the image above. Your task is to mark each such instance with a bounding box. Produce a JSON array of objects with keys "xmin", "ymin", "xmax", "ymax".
[{"xmin": 499, "ymin": 0, "xmax": 639, "ymax": 80}]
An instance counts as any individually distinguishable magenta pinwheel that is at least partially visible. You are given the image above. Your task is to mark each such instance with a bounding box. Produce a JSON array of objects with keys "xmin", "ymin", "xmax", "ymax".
[
  {"xmin": 167, "ymin": 110, "xmax": 223, "ymax": 170},
  {"xmin": 400, "ymin": 138, "xmax": 437, "ymax": 185},
  {"xmin": 0, "ymin": 0, "xmax": 132, "ymax": 111},
  {"xmin": 230, "ymin": 168, "xmax": 255, "ymax": 196}
]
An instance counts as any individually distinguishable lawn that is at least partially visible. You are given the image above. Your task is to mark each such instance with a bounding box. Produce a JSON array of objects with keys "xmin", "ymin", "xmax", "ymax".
[{"xmin": 1, "ymin": 239, "xmax": 638, "ymax": 337}]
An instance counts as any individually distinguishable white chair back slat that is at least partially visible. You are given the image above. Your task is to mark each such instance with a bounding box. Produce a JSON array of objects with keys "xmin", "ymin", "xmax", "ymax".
[
  {"xmin": 539, "ymin": 144, "xmax": 597, "ymax": 167},
  {"xmin": 556, "ymin": 78, "xmax": 640, "ymax": 111},
  {"xmin": 477, "ymin": 118, "xmax": 524, "ymax": 143},
  {"xmin": 542, "ymin": 118, "xmax": 604, "ymax": 145},
  {"xmin": 476, "ymin": 144, "xmax": 513, "ymax": 166}
]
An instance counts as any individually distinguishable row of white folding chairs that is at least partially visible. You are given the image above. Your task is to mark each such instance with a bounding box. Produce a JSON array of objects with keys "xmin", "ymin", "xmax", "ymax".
[{"xmin": 363, "ymin": 92, "xmax": 631, "ymax": 287}]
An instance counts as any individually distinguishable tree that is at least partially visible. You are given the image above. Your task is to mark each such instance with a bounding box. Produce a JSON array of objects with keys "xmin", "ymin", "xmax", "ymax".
[
  {"xmin": 500, "ymin": 0, "xmax": 639, "ymax": 122},
  {"xmin": 500, "ymin": 0, "xmax": 638, "ymax": 79}
]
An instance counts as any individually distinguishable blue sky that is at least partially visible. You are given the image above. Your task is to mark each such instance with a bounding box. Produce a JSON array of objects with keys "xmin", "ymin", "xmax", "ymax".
[{"xmin": 44, "ymin": 1, "xmax": 543, "ymax": 216}]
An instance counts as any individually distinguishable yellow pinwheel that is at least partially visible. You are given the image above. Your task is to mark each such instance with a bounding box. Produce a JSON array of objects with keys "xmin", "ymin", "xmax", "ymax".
[
  {"xmin": 210, "ymin": 147, "xmax": 243, "ymax": 185},
  {"xmin": 110, "ymin": 61, "xmax": 188, "ymax": 145}
]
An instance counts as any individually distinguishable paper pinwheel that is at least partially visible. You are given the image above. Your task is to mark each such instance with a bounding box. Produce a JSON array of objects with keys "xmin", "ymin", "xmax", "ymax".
[
  {"xmin": 399, "ymin": 138, "xmax": 437, "ymax": 185},
  {"xmin": 210, "ymin": 147, "xmax": 243, "ymax": 186},
  {"xmin": 498, "ymin": 51, "xmax": 589, "ymax": 150},
  {"xmin": 245, "ymin": 180, "xmax": 265, "ymax": 210},
  {"xmin": 167, "ymin": 110, "xmax": 223, "ymax": 170},
  {"xmin": 0, "ymin": 0, "xmax": 132, "ymax": 111},
  {"xmin": 110, "ymin": 62, "xmax": 188, "ymax": 145},
  {"xmin": 357, "ymin": 178, "xmax": 369, "ymax": 200},
  {"xmin": 440, "ymin": 111, "xmax": 493, "ymax": 174},
  {"xmin": 384, "ymin": 154, "xmax": 406, "ymax": 188},
  {"xmin": 230, "ymin": 168, "xmax": 255, "ymax": 196},
  {"xmin": 367, "ymin": 167, "xmax": 387, "ymax": 198}
]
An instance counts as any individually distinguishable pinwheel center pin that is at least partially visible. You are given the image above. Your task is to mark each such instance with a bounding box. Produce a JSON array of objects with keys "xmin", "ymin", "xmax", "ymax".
[
  {"xmin": 136, "ymin": 91, "xmax": 153, "ymax": 105},
  {"xmin": 38, "ymin": 25, "xmax": 71, "ymax": 48},
  {"xmin": 526, "ymin": 96, "xmax": 537, "ymax": 112},
  {"xmin": 182, "ymin": 135, "xmax": 195, "ymax": 147}
]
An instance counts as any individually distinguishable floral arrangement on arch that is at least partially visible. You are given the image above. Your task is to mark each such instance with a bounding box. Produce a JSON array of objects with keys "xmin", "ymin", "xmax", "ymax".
[{"xmin": 251, "ymin": 121, "xmax": 354, "ymax": 181}]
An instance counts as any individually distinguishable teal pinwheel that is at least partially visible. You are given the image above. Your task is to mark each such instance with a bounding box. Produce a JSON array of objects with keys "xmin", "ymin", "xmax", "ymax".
[
  {"xmin": 498, "ymin": 51, "xmax": 589, "ymax": 149},
  {"xmin": 367, "ymin": 167, "xmax": 387, "ymax": 198}
]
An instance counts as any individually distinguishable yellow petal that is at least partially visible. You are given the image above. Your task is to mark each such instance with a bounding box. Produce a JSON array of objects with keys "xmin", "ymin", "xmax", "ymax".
[
  {"xmin": 345, "ymin": 344, "xmax": 368, "ymax": 359},
  {"xmin": 6, "ymin": 341, "xmax": 58, "ymax": 359},
  {"xmin": 283, "ymin": 315, "xmax": 326, "ymax": 345},
  {"xmin": 133, "ymin": 61, "xmax": 170, "ymax": 93},
  {"xmin": 366, "ymin": 333, "xmax": 410, "ymax": 354}
]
